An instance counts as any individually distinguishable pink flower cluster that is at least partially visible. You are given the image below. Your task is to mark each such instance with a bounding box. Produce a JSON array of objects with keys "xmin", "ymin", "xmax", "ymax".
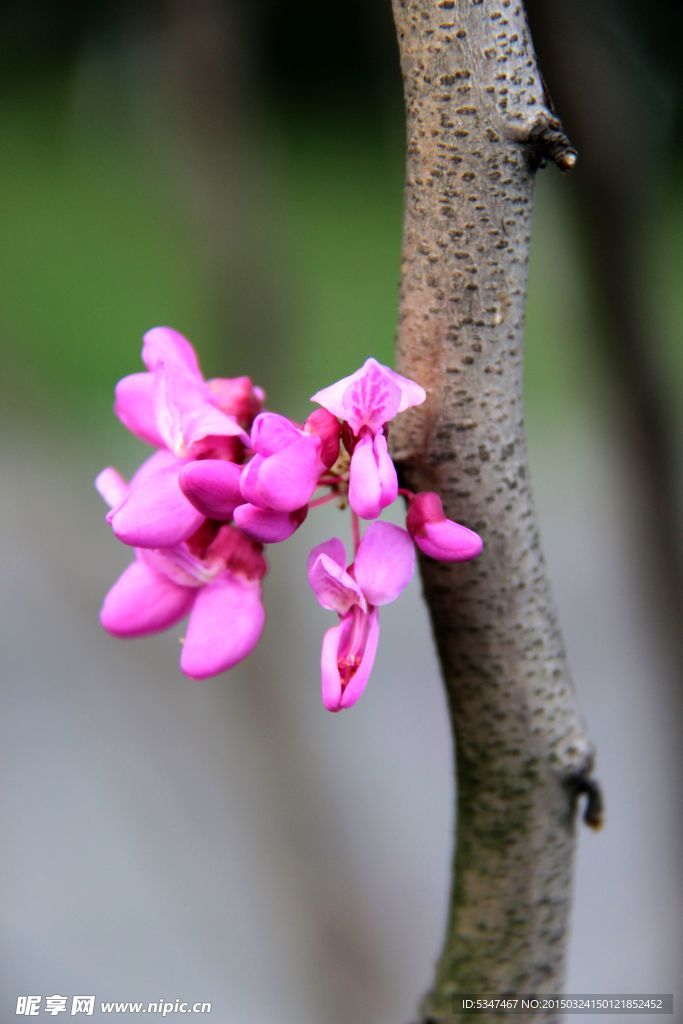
[{"xmin": 97, "ymin": 328, "xmax": 483, "ymax": 711}]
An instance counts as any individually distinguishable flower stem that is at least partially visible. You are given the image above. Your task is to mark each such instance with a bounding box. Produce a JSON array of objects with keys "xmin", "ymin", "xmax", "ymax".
[
  {"xmin": 351, "ymin": 511, "xmax": 361, "ymax": 553},
  {"xmin": 308, "ymin": 492, "xmax": 339, "ymax": 510}
]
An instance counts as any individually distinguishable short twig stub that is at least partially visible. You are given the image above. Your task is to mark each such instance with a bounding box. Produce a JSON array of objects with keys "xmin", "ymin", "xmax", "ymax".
[{"xmin": 526, "ymin": 113, "xmax": 578, "ymax": 172}]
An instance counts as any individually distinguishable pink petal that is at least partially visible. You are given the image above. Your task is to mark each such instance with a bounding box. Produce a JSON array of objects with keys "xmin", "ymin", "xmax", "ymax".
[
  {"xmin": 320, "ymin": 608, "xmax": 380, "ymax": 712},
  {"xmin": 354, "ymin": 522, "xmax": 415, "ymax": 606},
  {"xmin": 238, "ymin": 456, "xmax": 266, "ymax": 508},
  {"xmin": 205, "ymin": 524, "xmax": 268, "ymax": 580},
  {"xmin": 142, "ymin": 326, "xmax": 203, "ymax": 379},
  {"xmin": 381, "ymin": 363, "xmax": 426, "ymax": 414},
  {"xmin": 124, "ymin": 450, "xmax": 181, "ymax": 496},
  {"xmin": 105, "ymin": 451, "xmax": 179, "ymax": 525},
  {"xmin": 179, "ymin": 460, "xmax": 243, "ymax": 520},
  {"xmin": 114, "ymin": 373, "xmax": 164, "ymax": 447},
  {"xmin": 180, "ymin": 575, "xmax": 265, "ymax": 679},
  {"xmin": 111, "ymin": 462, "xmax": 204, "ymax": 548},
  {"xmin": 348, "ymin": 432, "xmax": 382, "ymax": 519},
  {"xmin": 418, "ymin": 520, "xmax": 483, "ymax": 562},
  {"xmin": 181, "ymin": 404, "xmax": 248, "ymax": 453},
  {"xmin": 95, "ymin": 467, "xmax": 128, "ymax": 509},
  {"xmin": 250, "ymin": 412, "xmax": 302, "ymax": 456},
  {"xmin": 341, "ymin": 360, "xmax": 402, "ymax": 433},
  {"xmin": 339, "ymin": 608, "xmax": 380, "ymax": 710},
  {"xmin": 102, "ymin": 456, "xmax": 175, "ymax": 524},
  {"xmin": 312, "ymin": 359, "xmax": 398, "ymax": 434},
  {"xmin": 139, "ymin": 544, "xmax": 208, "ymax": 589},
  {"xmin": 320, "ymin": 623, "xmax": 344, "ymax": 711},
  {"xmin": 311, "ymin": 373, "xmax": 357, "ymax": 422},
  {"xmin": 208, "ymin": 376, "xmax": 265, "ymax": 424},
  {"xmin": 306, "ymin": 537, "xmax": 346, "ymax": 573},
  {"xmin": 240, "ymin": 436, "xmax": 323, "ymax": 512},
  {"xmin": 373, "ymin": 432, "xmax": 398, "ymax": 509},
  {"xmin": 233, "ymin": 503, "xmax": 307, "ymax": 543},
  {"xmin": 311, "ymin": 358, "xmax": 425, "ymax": 434},
  {"xmin": 348, "ymin": 432, "xmax": 398, "ymax": 520},
  {"xmin": 100, "ymin": 560, "xmax": 194, "ymax": 637},
  {"xmin": 153, "ymin": 362, "xmax": 210, "ymax": 453},
  {"xmin": 307, "ymin": 550, "xmax": 364, "ymax": 614},
  {"xmin": 153, "ymin": 364, "xmax": 186, "ymax": 453}
]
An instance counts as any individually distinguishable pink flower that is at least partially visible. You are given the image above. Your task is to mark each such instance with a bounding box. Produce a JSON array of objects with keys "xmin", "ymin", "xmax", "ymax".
[
  {"xmin": 240, "ymin": 412, "xmax": 336, "ymax": 513},
  {"xmin": 311, "ymin": 358, "xmax": 425, "ymax": 520},
  {"xmin": 311, "ymin": 358, "xmax": 425, "ymax": 435},
  {"xmin": 406, "ymin": 492, "xmax": 483, "ymax": 562},
  {"xmin": 106, "ymin": 329, "xmax": 266, "ymax": 548},
  {"xmin": 97, "ymin": 335, "xmax": 483, "ymax": 704},
  {"xmin": 234, "ymin": 409, "xmax": 338, "ymax": 540},
  {"xmin": 114, "ymin": 326, "xmax": 261, "ymax": 460},
  {"xmin": 97, "ymin": 469, "xmax": 266, "ymax": 680},
  {"xmin": 307, "ymin": 522, "xmax": 415, "ymax": 711}
]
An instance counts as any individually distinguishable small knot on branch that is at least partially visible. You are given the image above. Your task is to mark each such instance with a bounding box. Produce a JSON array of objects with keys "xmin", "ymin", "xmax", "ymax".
[
  {"xmin": 568, "ymin": 771, "xmax": 605, "ymax": 831},
  {"xmin": 510, "ymin": 113, "xmax": 577, "ymax": 173}
]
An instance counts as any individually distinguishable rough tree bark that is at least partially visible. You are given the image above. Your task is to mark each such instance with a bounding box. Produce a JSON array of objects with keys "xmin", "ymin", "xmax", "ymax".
[{"xmin": 390, "ymin": 3, "xmax": 601, "ymax": 1021}]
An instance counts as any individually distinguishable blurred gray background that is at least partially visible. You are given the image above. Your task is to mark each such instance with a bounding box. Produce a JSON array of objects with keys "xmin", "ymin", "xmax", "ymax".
[{"xmin": 1, "ymin": 2, "xmax": 682, "ymax": 1021}]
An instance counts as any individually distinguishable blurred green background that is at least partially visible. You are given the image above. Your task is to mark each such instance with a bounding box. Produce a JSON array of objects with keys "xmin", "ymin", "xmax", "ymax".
[
  {"xmin": 3, "ymin": 1, "xmax": 680, "ymax": 432},
  {"xmin": 2, "ymin": 2, "xmax": 681, "ymax": 1021}
]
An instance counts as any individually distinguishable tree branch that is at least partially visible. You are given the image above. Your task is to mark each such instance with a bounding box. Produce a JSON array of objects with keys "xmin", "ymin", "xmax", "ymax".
[{"xmin": 390, "ymin": 2, "xmax": 599, "ymax": 1020}]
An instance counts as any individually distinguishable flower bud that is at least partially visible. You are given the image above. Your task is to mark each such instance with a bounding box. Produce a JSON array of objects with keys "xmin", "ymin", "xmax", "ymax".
[
  {"xmin": 304, "ymin": 408, "xmax": 341, "ymax": 469},
  {"xmin": 406, "ymin": 492, "xmax": 483, "ymax": 562},
  {"xmin": 208, "ymin": 376, "xmax": 265, "ymax": 427}
]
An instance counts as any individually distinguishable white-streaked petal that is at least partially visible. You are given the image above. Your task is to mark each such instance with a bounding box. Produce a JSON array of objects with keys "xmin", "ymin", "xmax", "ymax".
[
  {"xmin": 308, "ymin": 552, "xmax": 364, "ymax": 614},
  {"xmin": 142, "ymin": 326, "xmax": 203, "ymax": 378}
]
